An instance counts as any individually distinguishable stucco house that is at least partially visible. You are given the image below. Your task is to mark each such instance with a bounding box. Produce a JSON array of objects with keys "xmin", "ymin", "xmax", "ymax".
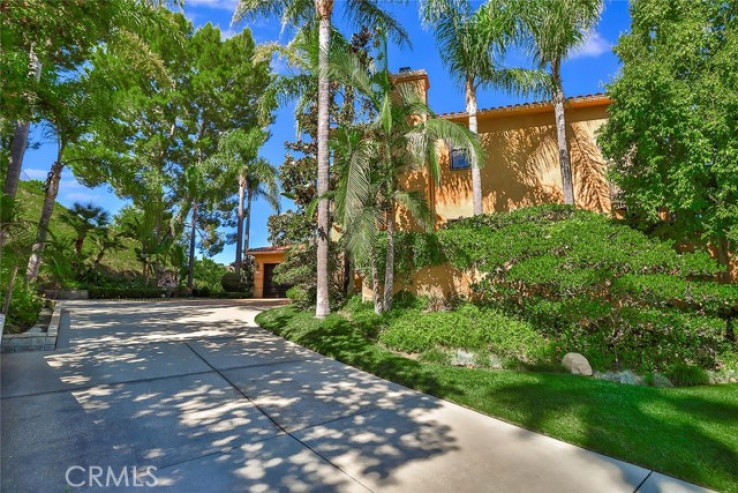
[{"xmin": 250, "ymin": 69, "xmax": 614, "ymax": 298}]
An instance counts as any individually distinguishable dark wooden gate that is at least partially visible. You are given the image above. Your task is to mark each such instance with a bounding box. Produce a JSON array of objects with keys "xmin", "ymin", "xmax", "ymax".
[{"xmin": 263, "ymin": 263, "xmax": 288, "ymax": 298}]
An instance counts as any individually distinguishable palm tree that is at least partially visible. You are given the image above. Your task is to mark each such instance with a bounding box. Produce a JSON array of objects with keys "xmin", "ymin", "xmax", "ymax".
[
  {"xmin": 236, "ymin": 0, "xmax": 408, "ymax": 319},
  {"xmin": 421, "ymin": 0, "xmax": 546, "ymax": 216},
  {"xmin": 210, "ymin": 129, "xmax": 280, "ymax": 279},
  {"xmin": 60, "ymin": 202, "xmax": 110, "ymax": 257},
  {"xmin": 331, "ymin": 49, "xmax": 484, "ymax": 313},
  {"xmin": 488, "ymin": 0, "xmax": 603, "ymax": 205}
]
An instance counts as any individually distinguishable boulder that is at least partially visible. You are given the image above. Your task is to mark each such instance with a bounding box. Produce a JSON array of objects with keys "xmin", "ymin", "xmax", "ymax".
[
  {"xmin": 450, "ymin": 349, "xmax": 476, "ymax": 367},
  {"xmin": 649, "ymin": 373, "xmax": 674, "ymax": 388},
  {"xmin": 562, "ymin": 352, "xmax": 593, "ymax": 376}
]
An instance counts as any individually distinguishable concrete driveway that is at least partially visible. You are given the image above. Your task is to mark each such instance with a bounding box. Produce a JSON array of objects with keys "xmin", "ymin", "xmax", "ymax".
[{"xmin": 1, "ymin": 300, "xmax": 711, "ymax": 492}]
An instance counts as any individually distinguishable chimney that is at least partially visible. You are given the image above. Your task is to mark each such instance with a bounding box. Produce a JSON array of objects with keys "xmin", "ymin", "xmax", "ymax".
[{"xmin": 390, "ymin": 68, "xmax": 430, "ymax": 104}]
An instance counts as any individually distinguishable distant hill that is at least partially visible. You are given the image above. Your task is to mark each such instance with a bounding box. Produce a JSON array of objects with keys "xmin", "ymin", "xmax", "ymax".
[{"xmin": 15, "ymin": 180, "xmax": 142, "ymax": 279}]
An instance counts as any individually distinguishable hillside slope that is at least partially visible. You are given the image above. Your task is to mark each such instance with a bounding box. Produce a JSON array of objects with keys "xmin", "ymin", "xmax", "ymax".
[{"xmin": 15, "ymin": 180, "xmax": 142, "ymax": 279}]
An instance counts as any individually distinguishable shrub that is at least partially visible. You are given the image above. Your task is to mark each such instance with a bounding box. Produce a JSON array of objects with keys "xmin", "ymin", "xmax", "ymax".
[
  {"xmin": 1, "ymin": 282, "xmax": 43, "ymax": 334},
  {"xmin": 88, "ymin": 287, "xmax": 165, "ymax": 299},
  {"xmin": 378, "ymin": 303, "xmax": 553, "ymax": 365},
  {"xmin": 220, "ymin": 272, "xmax": 249, "ymax": 293},
  {"xmin": 436, "ymin": 205, "xmax": 737, "ymax": 374},
  {"xmin": 668, "ymin": 364, "xmax": 710, "ymax": 387},
  {"xmin": 286, "ymin": 286, "xmax": 311, "ymax": 307}
]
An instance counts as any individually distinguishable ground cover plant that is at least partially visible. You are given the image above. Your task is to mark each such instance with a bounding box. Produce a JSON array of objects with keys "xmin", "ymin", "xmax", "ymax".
[
  {"xmin": 437, "ymin": 205, "xmax": 738, "ymax": 375},
  {"xmin": 256, "ymin": 304, "xmax": 738, "ymax": 493}
]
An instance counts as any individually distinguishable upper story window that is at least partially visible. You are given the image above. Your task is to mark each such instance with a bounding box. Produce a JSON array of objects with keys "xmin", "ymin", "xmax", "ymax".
[{"xmin": 450, "ymin": 148, "xmax": 470, "ymax": 170}]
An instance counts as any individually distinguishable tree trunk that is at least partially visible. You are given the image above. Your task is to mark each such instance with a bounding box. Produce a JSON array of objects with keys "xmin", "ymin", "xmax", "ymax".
[
  {"xmin": 244, "ymin": 188, "xmax": 252, "ymax": 255},
  {"xmin": 466, "ymin": 76, "xmax": 483, "ymax": 216},
  {"xmin": 187, "ymin": 202, "xmax": 197, "ymax": 293},
  {"xmin": 2, "ymin": 265, "xmax": 19, "ymax": 315},
  {"xmin": 370, "ymin": 244, "xmax": 382, "ymax": 315},
  {"xmin": 315, "ymin": 1, "xmax": 334, "ymax": 319},
  {"xmin": 26, "ymin": 159, "xmax": 64, "ymax": 281},
  {"xmin": 4, "ymin": 46, "xmax": 42, "ymax": 203},
  {"xmin": 552, "ymin": 65, "xmax": 574, "ymax": 206},
  {"xmin": 715, "ymin": 239, "xmax": 733, "ymax": 284},
  {"xmin": 382, "ymin": 209, "xmax": 395, "ymax": 312},
  {"xmin": 234, "ymin": 175, "xmax": 245, "ymax": 278}
]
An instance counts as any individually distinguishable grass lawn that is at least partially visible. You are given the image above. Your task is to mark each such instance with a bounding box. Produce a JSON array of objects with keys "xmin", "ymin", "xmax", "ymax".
[{"xmin": 256, "ymin": 304, "xmax": 738, "ymax": 493}]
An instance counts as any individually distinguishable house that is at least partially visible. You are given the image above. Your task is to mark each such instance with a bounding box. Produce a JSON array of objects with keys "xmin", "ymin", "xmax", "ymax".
[
  {"xmin": 251, "ymin": 69, "xmax": 614, "ymax": 298},
  {"xmin": 246, "ymin": 246, "xmax": 289, "ymax": 298}
]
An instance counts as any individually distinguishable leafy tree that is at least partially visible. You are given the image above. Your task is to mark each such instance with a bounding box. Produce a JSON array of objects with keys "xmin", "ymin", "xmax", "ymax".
[
  {"xmin": 1, "ymin": 0, "xmax": 179, "ymax": 212},
  {"xmin": 598, "ymin": 0, "xmax": 738, "ymax": 282},
  {"xmin": 486, "ymin": 0, "xmax": 603, "ymax": 205},
  {"xmin": 421, "ymin": 0, "xmax": 544, "ymax": 216},
  {"xmin": 236, "ymin": 0, "xmax": 408, "ymax": 319},
  {"xmin": 332, "ymin": 47, "xmax": 483, "ymax": 313}
]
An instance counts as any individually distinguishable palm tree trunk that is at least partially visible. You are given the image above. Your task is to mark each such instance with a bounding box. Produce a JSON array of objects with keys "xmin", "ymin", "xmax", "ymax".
[
  {"xmin": 187, "ymin": 202, "xmax": 197, "ymax": 293},
  {"xmin": 234, "ymin": 175, "xmax": 245, "ymax": 278},
  {"xmin": 370, "ymin": 244, "xmax": 382, "ymax": 315},
  {"xmin": 466, "ymin": 76, "xmax": 483, "ymax": 216},
  {"xmin": 4, "ymin": 46, "xmax": 42, "ymax": 203},
  {"xmin": 26, "ymin": 159, "xmax": 64, "ymax": 281},
  {"xmin": 315, "ymin": 0, "xmax": 334, "ymax": 319},
  {"xmin": 382, "ymin": 209, "xmax": 395, "ymax": 312},
  {"xmin": 2, "ymin": 265, "xmax": 19, "ymax": 315},
  {"xmin": 552, "ymin": 64, "xmax": 575, "ymax": 206},
  {"xmin": 244, "ymin": 188, "xmax": 252, "ymax": 255}
]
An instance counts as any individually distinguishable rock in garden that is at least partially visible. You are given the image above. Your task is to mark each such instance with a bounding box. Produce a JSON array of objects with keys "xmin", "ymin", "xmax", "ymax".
[
  {"xmin": 649, "ymin": 373, "xmax": 674, "ymax": 388},
  {"xmin": 451, "ymin": 349, "xmax": 476, "ymax": 367},
  {"xmin": 562, "ymin": 352, "xmax": 593, "ymax": 376}
]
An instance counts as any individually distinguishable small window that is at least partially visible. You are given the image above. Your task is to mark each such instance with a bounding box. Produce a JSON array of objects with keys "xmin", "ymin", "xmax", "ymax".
[{"xmin": 450, "ymin": 148, "xmax": 470, "ymax": 170}]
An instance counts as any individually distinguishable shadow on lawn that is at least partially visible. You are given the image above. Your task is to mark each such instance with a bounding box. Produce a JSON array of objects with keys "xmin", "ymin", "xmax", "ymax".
[
  {"xmin": 264, "ymin": 306, "xmax": 464, "ymax": 398},
  {"xmin": 483, "ymin": 375, "xmax": 738, "ymax": 492}
]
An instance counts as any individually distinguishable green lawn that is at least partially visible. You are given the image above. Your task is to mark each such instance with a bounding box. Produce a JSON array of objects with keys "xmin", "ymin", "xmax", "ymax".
[{"xmin": 256, "ymin": 305, "xmax": 738, "ymax": 493}]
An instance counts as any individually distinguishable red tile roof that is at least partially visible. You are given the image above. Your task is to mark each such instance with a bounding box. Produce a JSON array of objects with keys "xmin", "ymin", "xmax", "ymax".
[
  {"xmin": 438, "ymin": 93, "xmax": 611, "ymax": 120},
  {"xmin": 244, "ymin": 246, "xmax": 289, "ymax": 255}
]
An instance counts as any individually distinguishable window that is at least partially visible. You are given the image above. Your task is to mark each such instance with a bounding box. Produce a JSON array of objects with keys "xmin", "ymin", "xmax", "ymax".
[{"xmin": 450, "ymin": 148, "xmax": 470, "ymax": 170}]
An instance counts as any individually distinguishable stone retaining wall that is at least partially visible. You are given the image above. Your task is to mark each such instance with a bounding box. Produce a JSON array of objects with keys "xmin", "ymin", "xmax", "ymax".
[{"xmin": 1, "ymin": 305, "xmax": 63, "ymax": 353}]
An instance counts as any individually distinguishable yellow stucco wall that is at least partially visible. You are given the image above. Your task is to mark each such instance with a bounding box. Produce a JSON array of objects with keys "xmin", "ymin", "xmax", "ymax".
[
  {"xmin": 432, "ymin": 102, "xmax": 611, "ymax": 225},
  {"xmin": 389, "ymin": 97, "xmax": 613, "ymax": 299},
  {"xmin": 250, "ymin": 251, "xmax": 287, "ymax": 298}
]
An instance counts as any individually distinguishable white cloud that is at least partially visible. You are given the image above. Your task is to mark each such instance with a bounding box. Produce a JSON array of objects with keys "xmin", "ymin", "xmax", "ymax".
[
  {"xmin": 570, "ymin": 31, "xmax": 612, "ymax": 59},
  {"xmin": 185, "ymin": 0, "xmax": 237, "ymax": 11}
]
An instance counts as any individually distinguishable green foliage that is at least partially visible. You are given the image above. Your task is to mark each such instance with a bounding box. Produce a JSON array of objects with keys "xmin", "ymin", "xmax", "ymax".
[
  {"xmin": 378, "ymin": 303, "xmax": 553, "ymax": 365},
  {"xmin": 0, "ymin": 281, "xmax": 43, "ymax": 334},
  {"xmin": 220, "ymin": 272, "xmax": 252, "ymax": 294},
  {"xmin": 598, "ymin": 0, "xmax": 738, "ymax": 266},
  {"xmin": 668, "ymin": 364, "xmax": 711, "ymax": 388},
  {"xmin": 438, "ymin": 205, "xmax": 737, "ymax": 373},
  {"xmin": 286, "ymin": 286, "xmax": 310, "ymax": 308},
  {"xmin": 192, "ymin": 257, "xmax": 227, "ymax": 292}
]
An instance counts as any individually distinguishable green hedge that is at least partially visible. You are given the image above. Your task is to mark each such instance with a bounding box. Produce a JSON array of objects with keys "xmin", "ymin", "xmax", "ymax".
[
  {"xmin": 435, "ymin": 205, "xmax": 737, "ymax": 374},
  {"xmin": 88, "ymin": 286, "xmax": 252, "ymax": 299}
]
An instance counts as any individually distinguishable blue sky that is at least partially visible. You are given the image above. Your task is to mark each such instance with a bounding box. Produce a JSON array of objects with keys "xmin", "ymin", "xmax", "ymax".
[{"xmin": 20, "ymin": 0, "xmax": 631, "ymax": 265}]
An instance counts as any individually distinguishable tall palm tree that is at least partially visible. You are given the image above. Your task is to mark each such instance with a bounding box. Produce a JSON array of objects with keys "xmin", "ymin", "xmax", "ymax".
[
  {"xmin": 210, "ymin": 129, "xmax": 280, "ymax": 279},
  {"xmin": 487, "ymin": 0, "xmax": 603, "ymax": 205},
  {"xmin": 421, "ymin": 0, "xmax": 545, "ymax": 216},
  {"xmin": 236, "ymin": 0, "xmax": 407, "ymax": 319},
  {"xmin": 331, "ymin": 49, "xmax": 484, "ymax": 313}
]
